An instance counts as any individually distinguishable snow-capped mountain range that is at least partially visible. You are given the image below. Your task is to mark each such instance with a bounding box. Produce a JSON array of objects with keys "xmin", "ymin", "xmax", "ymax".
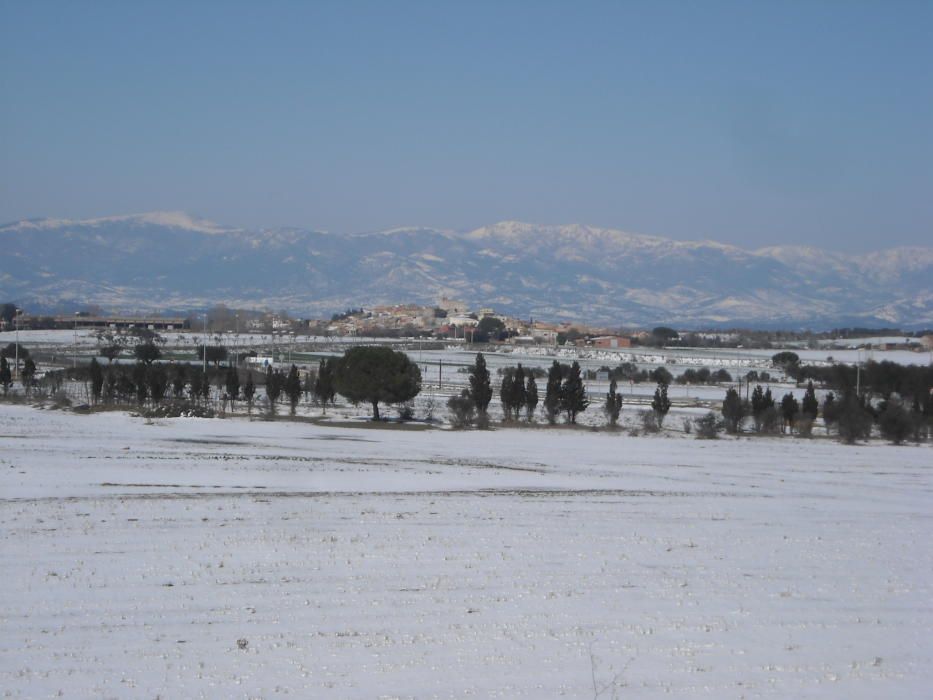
[{"xmin": 2, "ymin": 212, "xmax": 931, "ymax": 328}]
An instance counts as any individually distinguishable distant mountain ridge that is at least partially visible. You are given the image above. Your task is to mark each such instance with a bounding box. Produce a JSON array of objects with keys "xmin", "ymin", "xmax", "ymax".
[{"xmin": 2, "ymin": 212, "xmax": 931, "ymax": 329}]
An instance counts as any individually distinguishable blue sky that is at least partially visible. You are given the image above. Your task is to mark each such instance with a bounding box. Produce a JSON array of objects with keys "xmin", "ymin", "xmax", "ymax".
[{"xmin": 1, "ymin": 0, "xmax": 931, "ymax": 250}]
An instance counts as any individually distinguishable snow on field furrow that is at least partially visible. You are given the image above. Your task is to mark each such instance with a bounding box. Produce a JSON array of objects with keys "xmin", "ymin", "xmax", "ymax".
[{"xmin": 1, "ymin": 404, "xmax": 931, "ymax": 697}]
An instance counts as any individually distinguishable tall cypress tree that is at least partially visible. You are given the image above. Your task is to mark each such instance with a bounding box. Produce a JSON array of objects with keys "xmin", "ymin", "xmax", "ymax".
[
  {"xmin": 721, "ymin": 387, "xmax": 745, "ymax": 433},
  {"xmin": 243, "ymin": 373, "xmax": 256, "ymax": 414},
  {"xmin": 314, "ymin": 357, "xmax": 336, "ymax": 414},
  {"xmin": 512, "ymin": 364, "xmax": 527, "ymax": 416},
  {"xmin": 780, "ymin": 392, "xmax": 799, "ymax": 434},
  {"xmin": 525, "ymin": 375, "xmax": 538, "ymax": 421},
  {"xmin": 604, "ymin": 378, "xmax": 623, "ymax": 427},
  {"xmin": 0, "ymin": 356, "xmax": 11, "ymax": 395},
  {"xmin": 561, "ymin": 361, "xmax": 589, "ymax": 424},
  {"xmin": 499, "ymin": 371, "xmax": 515, "ymax": 421},
  {"xmin": 89, "ymin": 358, "xmax": 104, "ymax": 404},
  {"xmin": 651, "ymin": 382, "xmax": 671, "ymax": 428},
  {"xmin": 544, "ymin": 360, "xmax": 563, "ymax": 424},
  {"xmin": 468, "ymin": 353, "xmax": 492, "ymax": 416},
  {"xmin": 285, "ymin": 365, "xmax": 302, "ymax": 415},
  {"xmin": 801, "ymin": 380, "xmax": 819, "ymax": 421},
  {"xmin": 265, "ymin": 366, "xmax": 282, "ymax": 414},
  {"xmin": 225, "ymin": 367, "xmax": 240, "ymax": 405}
]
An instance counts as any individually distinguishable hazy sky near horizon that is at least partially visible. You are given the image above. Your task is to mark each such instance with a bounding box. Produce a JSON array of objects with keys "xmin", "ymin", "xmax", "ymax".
[{"xmin": 2, "ymin": 0, "xmax": 931, "ymax": 251}]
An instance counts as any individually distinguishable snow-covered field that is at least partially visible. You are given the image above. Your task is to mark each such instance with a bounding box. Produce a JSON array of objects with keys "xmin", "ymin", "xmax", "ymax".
[{"xmin": 1, "ymin": 404, "xmax": 931, "ymax": 698}]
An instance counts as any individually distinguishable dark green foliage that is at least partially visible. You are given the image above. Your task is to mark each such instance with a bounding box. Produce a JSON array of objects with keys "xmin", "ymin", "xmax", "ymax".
[
  {"xmin": 172, "ymin": 365, "xmax": 187, "ymax": 398},
  {"xmin": 695, "ymin": 412, "xmax": 721, "ymax": 439},
  {"xmin": 651, "ymin": 383, "xmax": 671, "ymax": 428},
  {"xmin": 22, "ymin": 358, "xmax": 36, "ymax": 390},
  {"xmin": 265, "ymin": 366, "xmax": 283, "ymax": 413},
  {"xmin": 822, "ymin": 392, "xmax": 838, "ymax": 432},
  {"xmin": 556, "ymin": 328, "xmax": 585, "ymax": 345},
  {"xmin": 197, "ymin": 345, "xmax": 228, "ymax": 366},
  {"xmin": 189, "ymin": 367, "xmax": 205, "ymax": 403},
  {"xmin": 677, "ymin": 368, "xmax": 709, "ymax": 384},
  {"xmin": 801, "ymin": 380, "xmax": 819, "ymax": 420},
  {"xmin": 103, "ymin": 368, "xmax": 117, "ymax": 402},
  {"xmin": 651, "ymin": 327, "xmax": 679, "ymax": 344},
  {"xmin": 771, "ymin": 351, "xmax": 800, "ymax": 368},
  {"xmin": 243, "ymin": 373, "xmax": 256, "ymax": 413},
  {"xmin": 512, "ymin": 364, "xmax": 527, "ymax": 416},
  {"xmin": 712, "ymin": 368, "xmax": 732, "ymax": 383},
  {"xmin": 544, "ymin": 361, "xmax": 563, "ymax": 425},
  {"xmin": 604, "ymin": 379, "xmax": 623, "ymax": 427},
  {"xmin": 500, "ymin": 364, "xmax": 528, "ymax": 422},
  {"xmin": 561, "ymin": 361, "xmax": 589, "ymax": 424},
  {"xmin": 780, "ymin": 393, "xmax": 799, "ymax": 433},
  {"xmin": 101, "ymin": 345, "xmax": 123, "ymax": 363},
  {"xmin": 751, "ymin": 385, "xmax": 776, "ymax": 432},
  {"xmin": 0, "ymin": 356, "xmax": 11, "ymax": 394},
  {"xmin": 759, "ymin": 405, "xmax": 780, "ymax": 434},
  {"xmin": 132, "ymin": 363, "xmax": 148, "ymax": 405},
  {"xmin": 649, "ymin": 366, "xmax": 673, "ymax": 386},
  {"xmin": 89, "ymin": 358, "xmax": 104, "ymax": 404},
  {"xmin": 0, "ymin": 343, "xmax": 28, "ymax": 360},
  {"xmin": 314, "ymin": 358, "xmax": 337, "ymax": 414},
  {"xmin": 525, "ymin": 375, "xmax": 538, "ymax": 421},
  {"xmin": 909, "ymin": 397, "xmax": 929, "ymax": 442},
  {"xmin": 467, "ymin": 353, "xmax": 492, "ymax": 415},
  {"xmin": 147, "ymin": 365, "xmax": 168, "ymax": 403},
  {"xmin": 499, "ymin": 371, "xmax": 516, "ymax": 421},
  {"xmin": 285, "ymin": 365, "xmax": 302, "ymax": 415},
  {"xmin": 879, "ymin": 397, "xmax": 912, "ymax": 444},
  {"xmin": 721, "ymin": 387, "xmax": 746, "ymax": 434},
  {"xmin": 333, "ymin": 346, "xmax": 421, "ymax": 420},
  {"xmin": 608, "ymin": 362, "xmax": 643, "ymax": 383},
  {"xmin": 837, "ymin": 395, "xmax": 873, "ymax": 444},
  {"xmin": 0, "ymin": 303, "xmax": 16, "ymax": 324},
  {"xmin": 447, "ymin": 391, "xmax": 476, "ymax": 429},
  {"xmin": 472, "ymin": 316, "xmax": 506, "ymax": 343},
  {"xmin": 225, "ymin": 368, "xmax": 240, "ymax": 403},
  {"xmin": 134, "ymin": 342, "xmax": 161, "ymax": 365}
]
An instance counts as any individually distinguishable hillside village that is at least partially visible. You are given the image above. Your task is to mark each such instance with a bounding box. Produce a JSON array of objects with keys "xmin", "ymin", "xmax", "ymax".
[{"xmin": 4, "ymin": 298, "xmax": 933, "ymax": 354}]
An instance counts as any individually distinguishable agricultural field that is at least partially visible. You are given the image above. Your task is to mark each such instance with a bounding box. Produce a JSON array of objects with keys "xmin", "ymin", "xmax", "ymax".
[{"xmin": 1, "ymin": 403, "xmax": 931, "ymax": 698}]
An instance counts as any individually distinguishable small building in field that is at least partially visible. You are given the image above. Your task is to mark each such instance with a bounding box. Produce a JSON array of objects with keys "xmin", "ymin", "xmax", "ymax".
[
  {"xmin": 246, "ymin": 355, "xmax": 274, "ymax": 368},
  {"xmin": 56, "ymin": 315, "xmax": 190, "ymax": 330},
  {"xmin": 592, "ymin": 335, "xmax": 631, "ymax": 349}
]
